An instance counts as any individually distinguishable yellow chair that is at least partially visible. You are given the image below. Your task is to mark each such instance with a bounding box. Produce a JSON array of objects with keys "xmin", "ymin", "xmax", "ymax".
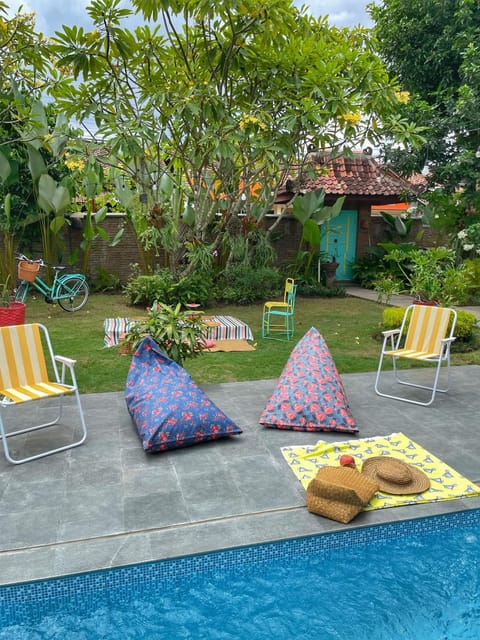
[
  {"xmin": 262, "ymin": 279, "xmax": 297, "ymax": 340},
  {"xmin": 263, "ymin": 278, "xmax": 295, "ymax": 315},
  {"xmin": 374, "ymin": 304, "xmax": 457, "ymax": 406},
  {"xmin": 0, "ymin": 323, "xmax": 87, "ymax": 464}
]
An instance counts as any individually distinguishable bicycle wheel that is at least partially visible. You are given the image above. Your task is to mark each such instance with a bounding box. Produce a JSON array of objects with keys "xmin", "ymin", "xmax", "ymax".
[
  {"xmin": 14, "ymin": 281, "xmax": 30, "ymax": 303},
  {"xmin": 57, "ymin": 277, "xmax": 89, "ymax": 312}
]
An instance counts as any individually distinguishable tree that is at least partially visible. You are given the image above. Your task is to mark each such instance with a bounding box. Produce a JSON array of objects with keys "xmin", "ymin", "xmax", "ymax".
[
  {"xmin": 49, "ymin": 0, "xmax": 421, "ymax": 276},
  {"xmin": 0, "ymin": 2, "xmax": 56, "ymax": 284},
  {"xmin": 0, "ymin": 3, "xmax": 80, "ymax": 282},
  {"xmin": 369, "ymin": 0, "xmax": 480, "ymax": 233}
]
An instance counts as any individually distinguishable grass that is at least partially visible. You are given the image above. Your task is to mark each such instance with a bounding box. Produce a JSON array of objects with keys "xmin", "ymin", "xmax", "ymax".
[{"xmin": 20, "ymin": 291, "xmax": 480, "ymax": 394}]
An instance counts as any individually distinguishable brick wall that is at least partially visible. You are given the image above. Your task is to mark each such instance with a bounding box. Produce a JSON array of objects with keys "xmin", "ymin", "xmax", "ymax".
[{"xmin": 2, "ymin": 211, "xmax": 443, "ymax": 286}]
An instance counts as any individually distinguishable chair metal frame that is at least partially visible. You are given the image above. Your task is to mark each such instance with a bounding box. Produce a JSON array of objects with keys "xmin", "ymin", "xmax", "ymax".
[
  {"xmin": 374, "ymin": 304, "xmax": 457, "ymax": 406},
  {"xmin": 262, "ymin": 278, "xmax": 294, "ymax": 314},
  {"xmin": 262, "ymin": 281, "xmax": 298, "ymax": 340},
  {"xmin": 0, "ymin": 322, "xmax": 87, "ymax": 464}
]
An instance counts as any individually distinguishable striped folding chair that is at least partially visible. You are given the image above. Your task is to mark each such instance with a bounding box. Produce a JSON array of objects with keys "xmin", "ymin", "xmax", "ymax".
[
  {"xmin": 0, "ymin": 323, "xmax": 87, "ymax": 464},
  {"xmin": 374, "ymin": 304, "xmax": 457, "ymax": 406}
]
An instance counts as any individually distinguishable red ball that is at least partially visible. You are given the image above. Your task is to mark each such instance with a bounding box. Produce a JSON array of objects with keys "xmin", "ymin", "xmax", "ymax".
[{"xmin": 339, "ymin": 454, "xmax": 356, "ymax": 467}]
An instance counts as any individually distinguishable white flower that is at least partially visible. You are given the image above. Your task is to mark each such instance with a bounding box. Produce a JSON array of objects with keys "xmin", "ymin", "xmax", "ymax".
[
  {"xmin": 463, "ymin": 243, "xmax": 474, "ymax": 251},
  {"xmin": 457, "ymin": 230, "xmax": 467, "ymax": 239}
]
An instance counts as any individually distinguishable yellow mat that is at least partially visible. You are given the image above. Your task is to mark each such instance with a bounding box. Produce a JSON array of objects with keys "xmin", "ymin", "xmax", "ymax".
[{"xmin": 281, "ymin": 432, "xmax": 480, "ymax": 510}]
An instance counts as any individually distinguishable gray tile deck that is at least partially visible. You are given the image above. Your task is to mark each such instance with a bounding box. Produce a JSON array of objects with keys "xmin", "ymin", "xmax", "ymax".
[{"xmin": 1, "ymin": 364, "xmax": 480, "ymax": 587}]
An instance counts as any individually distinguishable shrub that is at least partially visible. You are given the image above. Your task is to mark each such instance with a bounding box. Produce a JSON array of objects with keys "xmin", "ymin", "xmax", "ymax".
[
  {"xmin": 124, "ymin": 271, "xmax": 175, "ymax": 306},
  {"xmin": 218, "ymin": 265, "xmax": 282, "ymax": 304},
  {"xmin": 464, "ymin": 258, "xmax": 480, "ymax": 301},
  {"xmin": 381, "ymin": 306, "xmax": 478, "ymax": 348},
  {"xmin": 297, "ymin": 281, "xmax": 346, "ymax": 297},
  {"xmin": 455, "ymin": 309, "xmax": 478, "ymax": 340},
  {"xmin": 90, "ymin": 267, "xmax": 121, "ymax": 293},
  {"xmin": 382, "ymin": 306, "xmax": 407, "ymax": 330},
  {"xmin": 124, "ymin": 269, "xmax": 213, "ymax": 307},
  {"xmin": 351, "ymin": 248, "xmax": 386, "ymax": 287}
]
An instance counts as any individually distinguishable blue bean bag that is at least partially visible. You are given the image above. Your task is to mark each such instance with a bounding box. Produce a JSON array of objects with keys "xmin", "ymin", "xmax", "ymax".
[
  {"xmin": 125, "ymin": 337, "xmax": 242, "ymax": 452},
  {"xmin": 259, "ymin": 327, "xmax": 358, "ymax": 433}
]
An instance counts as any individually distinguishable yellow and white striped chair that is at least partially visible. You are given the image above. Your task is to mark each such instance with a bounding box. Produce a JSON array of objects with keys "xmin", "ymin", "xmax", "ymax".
[
  {"xmin": 0, "ymin": 323, "xmax": 87, "ymax": 464},
  {"xmin": 374, "ymin": 304, "xmax": 457, "ymax": 406}
]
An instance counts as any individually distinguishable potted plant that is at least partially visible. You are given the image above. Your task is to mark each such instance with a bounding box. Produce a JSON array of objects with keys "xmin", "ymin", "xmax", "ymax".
[
  {"xmin": 121, "ymin": 301, "xmax": 209, "ymax": 365},
  {"xmin": 321, "ymin": 256, "xmax": 340, "ymax": 288},
  {"xmin": 0, "ymin": 276, "xmax": 26, "ymax": 327}
]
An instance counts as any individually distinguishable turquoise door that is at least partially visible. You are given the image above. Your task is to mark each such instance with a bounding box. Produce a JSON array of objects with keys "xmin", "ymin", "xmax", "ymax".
[{"xmin": 320, "ymin": 209, "xmax": 358, "ymax": 280}]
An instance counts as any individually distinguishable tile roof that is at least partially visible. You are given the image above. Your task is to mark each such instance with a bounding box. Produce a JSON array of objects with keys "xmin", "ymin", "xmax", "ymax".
[{"xmin": 297, "ymin": 153, "xmax": 420, "ymax": 197}]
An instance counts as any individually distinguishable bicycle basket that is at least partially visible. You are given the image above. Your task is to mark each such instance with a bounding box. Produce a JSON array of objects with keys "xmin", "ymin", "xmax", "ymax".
[{"xmin": 18, "ymin": 260, "xmax": 40, "ymax": 282}]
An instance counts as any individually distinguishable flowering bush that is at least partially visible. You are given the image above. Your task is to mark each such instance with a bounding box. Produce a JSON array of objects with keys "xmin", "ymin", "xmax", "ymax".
[{"xmin": 457, "ymin": 223, "xmax": 480, "ymax": 256}]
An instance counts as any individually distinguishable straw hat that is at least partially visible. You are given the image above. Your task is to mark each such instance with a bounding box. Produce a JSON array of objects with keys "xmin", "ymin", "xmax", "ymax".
[{"xmin": 361, "ymin": 456, "xmax": 430, "ymax": 495}]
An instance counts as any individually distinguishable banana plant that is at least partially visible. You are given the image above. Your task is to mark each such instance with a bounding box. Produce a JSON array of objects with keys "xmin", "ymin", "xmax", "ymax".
[{"xmin": 291, "ymin": 188, "xmax": 345, "ymax": 281}]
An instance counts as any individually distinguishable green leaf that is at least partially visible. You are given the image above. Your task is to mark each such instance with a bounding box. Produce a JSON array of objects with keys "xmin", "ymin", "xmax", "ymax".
[
  {"xmin": 37, "ymin": 174, "xmax": 56, "ymax": 213},
  {"xmin": 52, "ymin": 185, "xmax": 71, "ymax": 214},
  {"xmin": 159, "ymin": 171, "xmax": 174, "ymax": 199},
  {"xmin": 0, "ymin": 151, "xmax": 11, "ymax": 182},
  {"xmin": 27, "ymin": 145, "xmax": 47, "ymax": 182},
  {"xmin": 292, "ymin": 188, "xmax": 326, "ymax": 223},
  {"xmin": 314, "ymin": 196, "xmax": 345, "ymax": 222},
  {"xmin": 182, "ymin": 202, "xmax": 195, "ymax": 226},
  {"xmin": 50, "ymin": 215, "xmax": 66, "ymax": 233},
  {"xmin": 94, "ymin": 205, "xmax": 108, "ymax": 223},
  {"xmin": 110, "ymin": 227, "xmax": 124, "ymax": 246},
  {"xmin": 302, "ymin": 218, "xmax": 321, "ymax": 247},
  {"xmin": 97, "ymin": 227, "xmax": 109, "ymax": 241},
  {"xmin": 394, "ymin": 216, "xmax": 408, "ymax": 235}
]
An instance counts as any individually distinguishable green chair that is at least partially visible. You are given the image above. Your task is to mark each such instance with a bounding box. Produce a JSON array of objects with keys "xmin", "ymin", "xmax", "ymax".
[{"xmin": 262, "ymin": 281, "xmax": 297, "ymax": 340}]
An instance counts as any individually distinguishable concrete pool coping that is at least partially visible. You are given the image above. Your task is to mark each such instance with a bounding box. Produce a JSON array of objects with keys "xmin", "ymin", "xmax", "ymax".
[{"xmin": 1, "ymin": 367, "xmax": 480, "ymax": 586}]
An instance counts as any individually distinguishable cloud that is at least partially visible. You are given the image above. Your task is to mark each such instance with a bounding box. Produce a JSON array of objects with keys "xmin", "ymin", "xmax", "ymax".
[
  {"xmin": 6, "ymin": 0, "xmax": 372, "ymax": 34},
  {"xmin": 305, "ymin": 0, "xmax": 373, "ymax": 27}
]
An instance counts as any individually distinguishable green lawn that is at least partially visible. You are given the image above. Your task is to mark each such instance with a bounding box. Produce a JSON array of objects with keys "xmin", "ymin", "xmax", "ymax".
[{"xmin": 21, "ymin": 292, "xmax": 480, "ymax": 394}]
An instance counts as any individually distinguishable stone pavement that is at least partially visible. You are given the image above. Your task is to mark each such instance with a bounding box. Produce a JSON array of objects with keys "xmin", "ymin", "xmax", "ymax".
[{"xmin": 1, "ymin": 364, "xmax": 480, "ymax": 586}]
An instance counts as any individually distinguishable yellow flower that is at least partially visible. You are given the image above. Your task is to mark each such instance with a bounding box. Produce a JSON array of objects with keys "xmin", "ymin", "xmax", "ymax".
[
  {"xmin": 343, "ymin": 112, "xmax": 362, "ymax": 125},
  {"xmin": 239, "ymin": 114, "xmax": 267, "ymax": 131},
  {"xmin": 65, "ymin": 159, "xmax": 85, "ymax": 171},
  {"xmin": 395, "ymin": 91, "xmax": 410, "ymax": 104}
]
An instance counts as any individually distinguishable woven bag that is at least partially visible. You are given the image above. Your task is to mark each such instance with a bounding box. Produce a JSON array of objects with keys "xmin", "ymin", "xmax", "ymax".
[{"xmin": 306, "ymin": 466, "xmax": 379, "ymax": 524}]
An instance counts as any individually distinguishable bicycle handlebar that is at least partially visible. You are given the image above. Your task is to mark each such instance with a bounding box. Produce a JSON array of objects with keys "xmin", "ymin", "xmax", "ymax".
[{"xmin": 16, "ymin": 254, "xmax": 65, "ymax": 270}]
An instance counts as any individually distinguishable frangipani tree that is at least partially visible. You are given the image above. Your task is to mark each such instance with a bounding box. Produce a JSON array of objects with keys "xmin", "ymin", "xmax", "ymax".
[{"xmin": 50, "ymin": 0, "xmax": 422, "ymax": 275}]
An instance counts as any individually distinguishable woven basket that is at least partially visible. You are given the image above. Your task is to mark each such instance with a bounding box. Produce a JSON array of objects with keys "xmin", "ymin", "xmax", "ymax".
[
  {"xmin": 306, "ymin": 466, "xmax": 379, "ymax": 524},
  {"xmin": 0, "ymin": 301, "xmax": 26, "ymax": 327},
  {"xmin": 18, "ymin": 260, "xmax": 40, "ymax": 282}
]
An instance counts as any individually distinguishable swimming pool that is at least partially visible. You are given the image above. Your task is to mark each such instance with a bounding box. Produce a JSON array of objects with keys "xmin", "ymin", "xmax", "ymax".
[{"xmin": 1, "ymin": 509, "xmax": 479, "ymax": 639}]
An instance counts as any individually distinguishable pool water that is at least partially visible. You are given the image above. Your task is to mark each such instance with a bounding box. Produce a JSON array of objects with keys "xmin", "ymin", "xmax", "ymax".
[{"xmin": 1, "ymin": 510, "xmax": 480, "ymax": 639}]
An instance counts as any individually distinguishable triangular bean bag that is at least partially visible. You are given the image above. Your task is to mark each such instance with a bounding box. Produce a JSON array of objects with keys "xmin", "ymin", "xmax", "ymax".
[
  {"xmin": 259, "ymin": 327, "xmax": 358, "ymax": 433},
  {"xmin": 125, "ymin": 337, "xmax": 242, "ymax": 452}
]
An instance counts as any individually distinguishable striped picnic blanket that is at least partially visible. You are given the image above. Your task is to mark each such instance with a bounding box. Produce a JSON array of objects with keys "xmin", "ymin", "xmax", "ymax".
[
  {"xmin": 104, "ymin": 318, "xmax": 135, "ymax": 348},
  {"xmin": 206, "ymin": 316, "xmax": 253, "ymax": 341},
  {"xmin": 104, "ymin": 315, "xmax": 253, "ymax": 348}
]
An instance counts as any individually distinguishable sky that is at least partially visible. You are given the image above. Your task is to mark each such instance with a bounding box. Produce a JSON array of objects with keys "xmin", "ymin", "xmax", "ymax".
[{"xmin": 6, "ymin": 0, "xmax": 373, "ymax": 35}]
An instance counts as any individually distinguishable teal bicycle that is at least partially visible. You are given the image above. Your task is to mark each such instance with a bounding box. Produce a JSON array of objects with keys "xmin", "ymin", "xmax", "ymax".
[{"xmin": 15, "ymin": 254, "xmax": 89, "ymax": 312}]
